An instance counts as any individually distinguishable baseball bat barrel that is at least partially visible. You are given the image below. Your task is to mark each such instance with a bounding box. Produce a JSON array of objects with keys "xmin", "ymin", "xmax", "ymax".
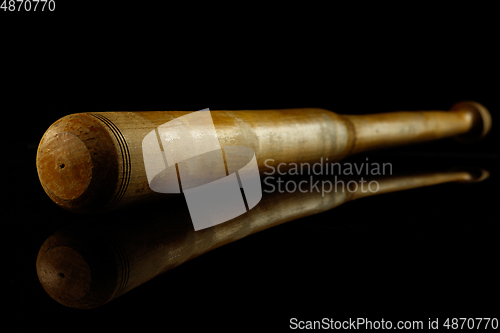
[
  {"xmin": 36, "ymin": 102, "xmax": 491, "ymax": 213},
  {"xmin": 36, "ymin": 168, "xmax": 489, "ymax": 308}
]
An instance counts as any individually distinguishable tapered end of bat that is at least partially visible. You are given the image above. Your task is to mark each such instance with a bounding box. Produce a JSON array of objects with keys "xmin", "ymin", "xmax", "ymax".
[
  {"xmin": 452, "ymin": 101, "xmax": 492, "ymax": 143},
  {"xmin": 451, "ymin": 167, "xmax": 490, "ymax": 183},
  {"xmin": 36, "ymin": 114, "xmax": 119, "ymax": 213}
]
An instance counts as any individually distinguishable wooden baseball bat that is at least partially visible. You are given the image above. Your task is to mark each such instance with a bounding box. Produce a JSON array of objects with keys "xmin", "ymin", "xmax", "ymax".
[
  {"xmin": 36, "ymin": 102, "xmax": 491, "ymax": 213},
  {"xmin": 36, "ymin": 168, "xmax": 489, "ymax": 308}
]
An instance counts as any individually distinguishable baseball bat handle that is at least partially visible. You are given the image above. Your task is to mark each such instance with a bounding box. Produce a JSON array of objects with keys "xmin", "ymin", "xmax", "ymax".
[{"xmin": 344, "ymin": 101, "xmax": 492, "ymax": 155}]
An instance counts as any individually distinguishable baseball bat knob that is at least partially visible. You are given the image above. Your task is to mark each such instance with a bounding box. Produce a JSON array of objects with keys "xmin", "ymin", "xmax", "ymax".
[
  {"xmin": 448, "ymin": 167, "xmax": 490, "ymax": 183},
  {"xmin": 451, "ymin": 101, "xmax": 492, "ymax": 143}
]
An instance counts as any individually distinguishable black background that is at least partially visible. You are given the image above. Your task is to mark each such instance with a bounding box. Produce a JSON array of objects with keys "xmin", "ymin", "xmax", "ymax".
[{"xmin": 2, "ymin": 4, "xmax": 498, "ymax": 331}]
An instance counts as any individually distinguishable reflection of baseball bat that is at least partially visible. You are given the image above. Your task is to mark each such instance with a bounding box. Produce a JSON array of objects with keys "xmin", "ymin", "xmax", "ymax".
[
  {"xmin": 36, "ymin": 168, "xmax": 488, "ymax": 308},
  {"xmin": 36, "ymin": 102, "xmax": 491, "ymax": 213}
]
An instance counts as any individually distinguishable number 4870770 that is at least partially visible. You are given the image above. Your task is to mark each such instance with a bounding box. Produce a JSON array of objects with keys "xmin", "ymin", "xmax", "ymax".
[{"xmin": 1, "ymin": 0, "xmax": 55, "ymax": 11}]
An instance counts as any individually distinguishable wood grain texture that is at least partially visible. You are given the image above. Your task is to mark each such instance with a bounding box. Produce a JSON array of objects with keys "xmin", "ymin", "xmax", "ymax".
[{"xmin": 36, "ymin": 102, "xmax": 491, "ymax": 213}]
